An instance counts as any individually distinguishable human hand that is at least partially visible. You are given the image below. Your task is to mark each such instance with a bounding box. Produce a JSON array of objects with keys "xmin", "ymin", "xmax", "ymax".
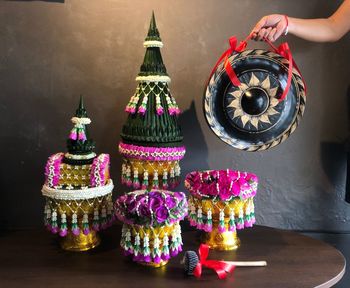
[{"xmin": 250, "ymin": 14, "xmax": 288, "ymax": 42}]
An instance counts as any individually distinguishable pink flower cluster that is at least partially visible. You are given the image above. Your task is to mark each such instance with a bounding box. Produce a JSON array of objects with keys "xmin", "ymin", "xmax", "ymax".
[
  {"xmin": 185, "ymin": 170, "xmax": 258, "ymax": 201},
  {"xmin": 168, "ymin": 106, "xmax": 180, "ymax": 116},
  {"xmin": 69, "ymin": 129, "xmax": 87, "ymax": 141}
]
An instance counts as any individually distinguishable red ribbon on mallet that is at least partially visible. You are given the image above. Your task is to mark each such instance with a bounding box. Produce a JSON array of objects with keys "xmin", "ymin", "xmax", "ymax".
[{"xmin": 193, "ymin": 244, "xmax": 236, "ymax": 279}]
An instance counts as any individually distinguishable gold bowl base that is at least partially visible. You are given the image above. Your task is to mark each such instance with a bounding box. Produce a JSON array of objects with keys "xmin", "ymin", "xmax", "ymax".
[
  {"xmin": 60, "ymin": 230, "xmax": 100, "ymax": 251},
  {"xmin": 139, "ymin": 260, "xmax": 168, "ymax": 268},
  {"xmin": 201, "ymin": 230, "xmax": 240, "ymax": 251}
]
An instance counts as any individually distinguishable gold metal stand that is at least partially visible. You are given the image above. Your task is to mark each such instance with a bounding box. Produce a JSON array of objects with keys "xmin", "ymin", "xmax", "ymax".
[
  {"xmin": 139, "ymin": 260, "xmax": 168, "ymax": 268},
  {"xmin": 60, "ymin": 230, "xmax": 100, "ymax": 251},
  {"xmin": 201, "ymin": 227, "xmax": 240, "ymax": 251}
]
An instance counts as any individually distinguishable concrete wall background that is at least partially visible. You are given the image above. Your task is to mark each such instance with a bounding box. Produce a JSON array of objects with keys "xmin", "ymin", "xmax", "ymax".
[{"xmin": 0, "ymin": 0, "xmax": 349, "ymax": 231}]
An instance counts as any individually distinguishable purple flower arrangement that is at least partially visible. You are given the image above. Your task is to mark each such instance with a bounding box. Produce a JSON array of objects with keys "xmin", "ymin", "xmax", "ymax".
[
  {"xmin": 115, "ymin": 190, "xmax": 188, "ymax": 227},
  {"xmin": 115, "ymin": 190, "xmax": 188, "ymax": 265}
]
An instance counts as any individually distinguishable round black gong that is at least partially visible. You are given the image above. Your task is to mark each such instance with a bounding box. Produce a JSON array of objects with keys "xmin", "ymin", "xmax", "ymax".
[{"xmin": 204, "ymin": 49, "xmax": 306, "ymax": 151}]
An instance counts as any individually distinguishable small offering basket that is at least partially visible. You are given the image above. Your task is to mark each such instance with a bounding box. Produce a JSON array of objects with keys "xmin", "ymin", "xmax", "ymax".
[
  {"xmin": 41, "ymin": 97, "xmax": 115, "ymax": 251},
  {"xmin": 115, "ymin": 190, "xmax": 188, "ymax": 267},
  {"xmin": 185, "ymin": 170, "xmax": 258, "ymax": 250}
]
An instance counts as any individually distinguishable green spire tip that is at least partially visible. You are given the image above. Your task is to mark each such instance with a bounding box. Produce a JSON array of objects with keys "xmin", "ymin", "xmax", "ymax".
[
  {"xmin": 75, "ymin": 95, "xmax": 88, "ymax": 118},
  {"xmin": 145, "ymin": 11, "xmax": 161, "ymax": 41}
]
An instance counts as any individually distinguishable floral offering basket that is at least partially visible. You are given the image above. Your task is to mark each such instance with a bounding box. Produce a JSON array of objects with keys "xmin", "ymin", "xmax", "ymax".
[
  {"xmin": 115, "ymin": 190, "xmax": 188, "ymax": 267},
  {"xmin": 185, "ymin": 170, "xmax": 258, "ymax": 250}
]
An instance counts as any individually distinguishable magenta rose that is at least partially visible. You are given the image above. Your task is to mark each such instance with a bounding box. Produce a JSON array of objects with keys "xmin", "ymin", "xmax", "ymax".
[
  {"xmin": 139, "ymin": 205, "xmax": 151, "ymax": 217},
  {"xmin": 155, "ymin": 206, "xmax": 169, "ymax": 223},
  {"xmin": 165, "ymin": 195, "xmax": 177, "ymax": 209},
  {"xmin": 149, "ymin": 193, "xmax": 164, "ymax": 211},
  {"xmin": 139, "ymin": 201, "xmax": 151, "ymax": 218},
  {"xmin": 126, "ymin": 199, "xmax": 138, "ymax": 213},
  {"xmin": 118, "ymin": 195, "xmax": 127, "ymax": 203},
  {"xmin": 231, "ymin": 181, "xmax": 241, "ymax": 197},
  {"xmin": 219, "ymin": 185, "xmax": 231, "ymax": 201}
]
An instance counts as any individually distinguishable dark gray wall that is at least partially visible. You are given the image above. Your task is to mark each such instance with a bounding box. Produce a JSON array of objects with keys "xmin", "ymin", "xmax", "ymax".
[{"xmin": 0, "ymin": 0, "xmax": 349, "ymax": 231}]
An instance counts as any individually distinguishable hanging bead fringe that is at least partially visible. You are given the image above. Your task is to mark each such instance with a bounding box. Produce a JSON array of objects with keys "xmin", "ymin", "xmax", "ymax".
[
  {"xmin": 155, "ymin": 94, "xmax": 164, "ymax": 116},
  {"xmin": 203, "ymin": 209, "xmax": 212, "ymax": 232},
  {"xmin": 142, "ymin": 234, "xmax": 151, "ymax": 262},
  {"xmin": 162, "ymin": 170, "xmax": 168, "ymax": 189},
  {"xmin": 141, "ymin": 171, "xmax": 149, "ymax": 189},
  {"xmin": 71, "ymin": 213, "xmax": 80, "ymax": 236},
  {"xmin": 125, "ymin": 166, "xmax": 132, "ymax": 187},
  {"xmin": 196, "ymin": 207, "xmax": 204, "ymax": 230},
  {"xmin": 59, "ymin": 212, "xmax": 68, "ymax": 237},
  {"xmin": 51, "ymin": 210, "xmax": 58, "ymax": 234},
  {"xmin": 125, "ymin": 89, "xmax": 141, "ymax": 114},
  {"xmin": 121, "ymin": 163, "xmax": 127, "ymax": 185},
  {"xmin": 228, "ymin": 209, "xmax": 236, "ymax": 232},
  {"xmin": 93, "ymin": 208, "xmax": 100, "ymax": 231},
  {"xmin": 138, "ymin": 95, "xmax": 148, "ymax": 115},
  {"xmin": 133, "ymin": 169, "xmax": 140, "ymax": 189},
  {"xmin": 153, "ymin": 170, "xmax": 159, "ymax": 189},
  {"xmin": 82, "ymin": 213, "xmax": 90, "ymax": 235},
  {"xmin": 120, "ymin": 224, "xmax": 183, "ymax": 264},
  {"xmin": 218, "ymin": 209, "xmax": 226, "ymax": 233}
]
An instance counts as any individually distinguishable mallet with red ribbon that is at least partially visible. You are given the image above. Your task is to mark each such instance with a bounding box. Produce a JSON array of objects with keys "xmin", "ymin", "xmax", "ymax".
[{"xmin": 182, "ymin": 244, "xmax": 267, "ymax": 279}]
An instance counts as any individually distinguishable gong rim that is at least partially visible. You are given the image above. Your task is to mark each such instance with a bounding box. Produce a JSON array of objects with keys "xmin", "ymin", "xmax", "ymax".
[{"xmin": 203, "ymin": 49, "xmax": 306, "ymax": 152}]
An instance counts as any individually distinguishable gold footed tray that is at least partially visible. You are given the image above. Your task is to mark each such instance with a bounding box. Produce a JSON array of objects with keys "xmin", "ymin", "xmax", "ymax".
[
  {"xmin": 60, "ymin": 230, "xmax": 100, "ymax": 251},
  {"xmin": 201, "ymin": 228, "xmax": 240, "ymax": 251}
]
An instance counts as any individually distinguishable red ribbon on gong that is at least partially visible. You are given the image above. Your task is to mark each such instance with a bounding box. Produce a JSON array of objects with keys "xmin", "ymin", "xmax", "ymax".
[
  {"xmin": 193, "ymin": 244, "xmax": 236, "ymax": 279},
  {"xmin": 208, "ymin": 34, "xmax": 306, "ymax": 103}
]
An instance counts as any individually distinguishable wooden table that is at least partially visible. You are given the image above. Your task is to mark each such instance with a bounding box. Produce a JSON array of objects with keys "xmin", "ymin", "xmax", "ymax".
[{"xmin": 0, "ymin": 225, "xmax": 345, "ymax": 288}]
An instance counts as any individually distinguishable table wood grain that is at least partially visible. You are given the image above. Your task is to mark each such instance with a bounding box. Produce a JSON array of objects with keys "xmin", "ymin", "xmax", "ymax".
[{"xmin": 0, "ymin": 225, "xmax": 345, "ymax": 288}]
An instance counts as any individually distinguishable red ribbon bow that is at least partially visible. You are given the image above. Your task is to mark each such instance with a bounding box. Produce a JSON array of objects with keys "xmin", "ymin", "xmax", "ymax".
[
  {"xmin": 193, "ymin": 244, "xmax": 236, "ymax": 279},
  {"xmin": 208, "ymin": 35, "xmax": 307, "ymax": 103}
]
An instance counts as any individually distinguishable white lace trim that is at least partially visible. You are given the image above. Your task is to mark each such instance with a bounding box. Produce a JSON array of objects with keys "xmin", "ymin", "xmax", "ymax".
[
  {"xmin": 135, "ymin": 75, "xmax": 171, "ymax": 83},
  {"xmin": 64, "ymin": 152, "xmax": 96, "ymax": 160},
  {"xmin": 42, "ymin": 179, "xmax": 114, "ymax": 200},
  {"xmin": 71, "ymin": 117, "xmax": 91, "ymax": 125},
  {"xmin": 143, "ymin": 40, "xmax": 163, "ymax": 48}
]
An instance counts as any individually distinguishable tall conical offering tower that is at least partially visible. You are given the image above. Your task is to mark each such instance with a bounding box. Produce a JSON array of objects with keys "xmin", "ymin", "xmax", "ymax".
[
  {"xmin": 41, "ymin": 97, "xmax": 114, "ymax": 251},
  {"xmin": 119, "ymin": 12, "xmax": 185, "ymax": 190}
]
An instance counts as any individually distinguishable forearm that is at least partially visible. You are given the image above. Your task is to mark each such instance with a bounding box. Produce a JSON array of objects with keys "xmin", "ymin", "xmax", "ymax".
[
  {"xmin": 288, "ymin": 17, "xmax": 344, "ymax": 42},
  {"xmin": 288, "ymin": 0, "xmax": 350, "ymax": 43},
  {"xmin": 251, "ymin": 0, "xmax": 350, "ymax": 43}
]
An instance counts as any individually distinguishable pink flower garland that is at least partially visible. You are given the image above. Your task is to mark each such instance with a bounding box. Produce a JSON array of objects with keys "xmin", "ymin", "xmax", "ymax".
[
  {"xmin": 44, "ymin": 153, "xmax": 64, "ymax": 187},
  {"xmin": 185, "ymin": 170, "xmax": 258, "ymax": 201},
  {"xmin": 119, "ymin": 142, "xmax": 186, "ymax": 161},
  {"xmin": 90, "ymin": 154, "xmax": 110, "ymax": 187}
]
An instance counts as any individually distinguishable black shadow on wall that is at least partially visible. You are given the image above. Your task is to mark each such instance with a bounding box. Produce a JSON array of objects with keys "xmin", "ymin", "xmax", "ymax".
[
  {"xmin": 179, "ymin": 100, "xmax": 209, "ymax": 177},
  {"xmin": 345, "ymin": 85, "xmax": 350, "ymax": 203},
  {"xmin": 178, "ymin": 100, "xmax": 209, "ymax": 232},
  {"xmin": 319, "ymin": 85, "xmax": 349, "ymax": 230}
]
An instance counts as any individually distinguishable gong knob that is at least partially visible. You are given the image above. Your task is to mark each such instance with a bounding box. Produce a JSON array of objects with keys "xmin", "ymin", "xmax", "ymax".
[{"xmin": 241, "ymin": 88, "xmax": 269, "ymax": 116}]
